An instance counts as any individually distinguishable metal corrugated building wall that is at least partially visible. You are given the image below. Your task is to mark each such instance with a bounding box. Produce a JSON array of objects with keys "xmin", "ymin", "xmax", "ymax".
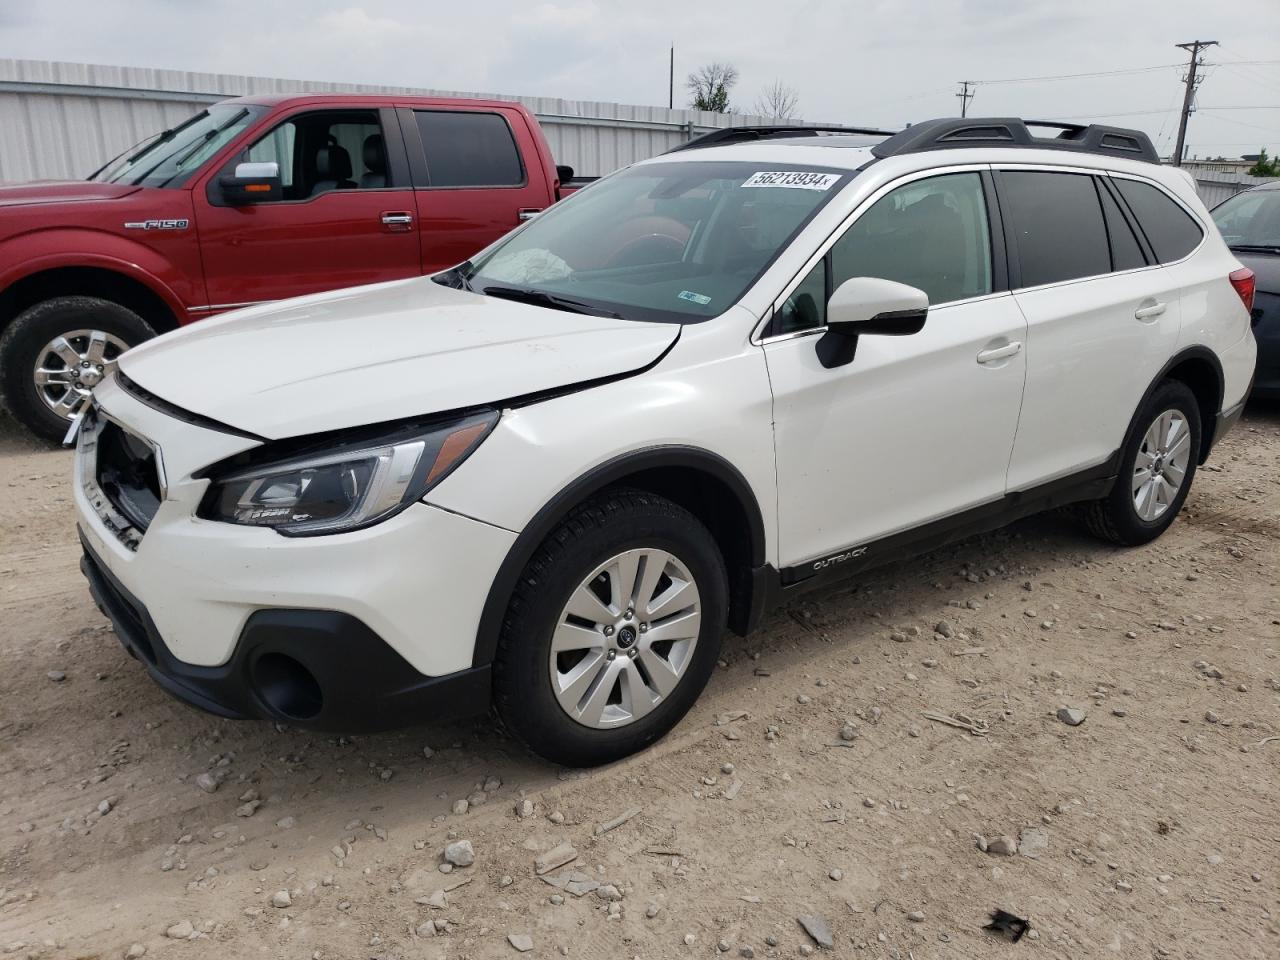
[
  {"xmin": 0, "ymin": 58, "xmax": 810, "ymax": 183},
  {"xmin": 1179, "ymin": 162, "xmax": 1271, "ymax": 208}
]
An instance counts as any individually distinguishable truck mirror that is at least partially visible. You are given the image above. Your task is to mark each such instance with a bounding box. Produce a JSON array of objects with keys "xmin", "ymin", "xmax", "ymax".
[{"xmin": 219, "ymin": 161, "xmax": 283, "ymax": 205}]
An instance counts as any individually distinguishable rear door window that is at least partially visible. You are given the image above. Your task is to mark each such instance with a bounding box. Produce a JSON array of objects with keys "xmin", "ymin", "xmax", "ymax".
[
  {"xmin": 1097, "ymin": 180, "xmax": 1147, "ymax": 272},
  {"xmin": 415, "ymin": 111, "xmax": 525, "ymax": 188},
  {"xmin": 1000, "ymin": 171, "xmax": 1110, "ymax": 287},
  {"xmin": 1113, "ymin": 178, "xmax": 1204, "ymax": 263}
]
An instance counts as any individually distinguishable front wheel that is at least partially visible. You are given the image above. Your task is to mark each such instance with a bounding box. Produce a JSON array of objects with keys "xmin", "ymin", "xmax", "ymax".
[
  {"xmin": 0, "ymin": 297, "xmax": 156, "ymax": 442},
  {"xmin": 1081, "ymin": 379, "xmax": 1201, "ymax": 546},
  {"xmin": 493, "ymin": 489, "xmax": 728, "ymax": 767}
]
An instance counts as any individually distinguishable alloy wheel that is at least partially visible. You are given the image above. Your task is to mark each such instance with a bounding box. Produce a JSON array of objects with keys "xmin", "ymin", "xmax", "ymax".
[
  {"xmin": 1132, "ymin": 408, "xmax": 1191, "ymax": 522},
  {"xmin": 31, "ymin": 328, "xmax": 128, "ymax": 420},
  {"xmin": 550, "ymin": 547, "xmax": 702, "ymax": 729}
]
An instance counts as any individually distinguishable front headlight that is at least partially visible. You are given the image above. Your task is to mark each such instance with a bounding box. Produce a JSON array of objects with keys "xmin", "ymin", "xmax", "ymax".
[{"xmin": 198, "ymin": 411, "xmax": 497, "ymax": 535}]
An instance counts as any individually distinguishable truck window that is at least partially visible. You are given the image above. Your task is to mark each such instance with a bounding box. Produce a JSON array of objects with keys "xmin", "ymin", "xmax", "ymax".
[
  {"xmin": 241, "ymin": 110, "xmax": 391, "ymax": 200},
  {"xmin": 414, "ymin": 111, "xmax": 525, "ymax": 188}
]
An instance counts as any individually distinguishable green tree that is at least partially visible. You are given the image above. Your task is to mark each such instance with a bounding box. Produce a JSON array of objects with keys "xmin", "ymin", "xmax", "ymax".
[
  {"xmin": 1247, "ymin": 148, "xmax": 1279, "ymax": 177},
  {"xmin": 687, "ymin": 63, "xmax": 739, "ymax": 113}
]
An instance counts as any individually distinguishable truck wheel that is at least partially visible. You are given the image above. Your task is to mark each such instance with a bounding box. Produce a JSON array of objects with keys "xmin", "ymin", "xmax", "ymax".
[
  {"xmin": 1081, "ymin": 380, "xmax": 1201, "ymax": 546},
  {"xmin": 0, "ymin": 297, "xmax": 156, "ymax": 442},
  {"xmin": 493, "ymin": 489, "xmax": 727, "ymax": 767}
]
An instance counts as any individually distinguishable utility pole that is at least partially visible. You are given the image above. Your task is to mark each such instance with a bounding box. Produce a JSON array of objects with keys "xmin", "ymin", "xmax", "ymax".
[
  {"xmin": 1173, "ymin": 40, "xmax": 1217, "ymax": 166},
  {"xmin": 668, "ymin": 46, "xmax": 674, "ymax": 110},
  {"xmin": 955, "ymin": 81, "xmax": 975, "ymax": 118}
]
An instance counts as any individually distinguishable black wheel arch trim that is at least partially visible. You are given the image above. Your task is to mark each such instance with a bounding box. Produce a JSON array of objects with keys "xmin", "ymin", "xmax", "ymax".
[
  {"xmin": 1136, "ymin": 344, "xmax": 1225, "ymax": 463},
  {"xmin": 470, "ymin": 444, "xmax": 768, "ymax": 668}
]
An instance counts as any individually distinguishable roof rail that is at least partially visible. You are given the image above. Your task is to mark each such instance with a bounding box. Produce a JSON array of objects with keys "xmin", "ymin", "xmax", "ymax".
[
  {"xmin": 870, "ymin": 117, "xmax": 1160, "ymax": 164},
  {"xmin": 668, "ymin": 124, "xmax": 897, "ymax": 153}
]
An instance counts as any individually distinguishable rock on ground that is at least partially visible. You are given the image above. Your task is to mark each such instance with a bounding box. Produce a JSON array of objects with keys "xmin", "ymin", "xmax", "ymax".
[
  {"xmin": 444, "ymin": 839, "xmax": 475, "ymax": 867},
  {"xmin": 508, "ymin": 933, "xmax": 534, "ymax": 952},
  {"xmin": 798, "ymin": 915, "xmax": 833, "ymax": 949}
]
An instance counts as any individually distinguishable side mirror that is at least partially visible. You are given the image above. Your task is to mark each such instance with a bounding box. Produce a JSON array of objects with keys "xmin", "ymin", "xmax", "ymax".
[
  {"xmin": 219, "ymin": 161, "xmax": 282, "ymax": 205},
  {"xmin": 816, "ymin": 276, "xmax": 928, "ymax": 368}
]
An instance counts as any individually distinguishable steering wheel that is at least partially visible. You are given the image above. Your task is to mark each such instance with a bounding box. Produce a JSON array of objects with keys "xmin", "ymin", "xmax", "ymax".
[{"xmin": 604, "ymin": 233, "xmax": 686, "ymax": 269}]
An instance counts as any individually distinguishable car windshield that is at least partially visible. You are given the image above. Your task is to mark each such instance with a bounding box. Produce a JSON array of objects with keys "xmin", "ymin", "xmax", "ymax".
[
  {"xmin": 1212, "ymin": 188, "xmax": 1280, "ymax": 250},
  {"xmin": 463, "ymin": 160, "xmax": 851, "ymax": 322},
  {"xmin": 90, "ymin": 104, "xmax": 264, "ymax": 188}
]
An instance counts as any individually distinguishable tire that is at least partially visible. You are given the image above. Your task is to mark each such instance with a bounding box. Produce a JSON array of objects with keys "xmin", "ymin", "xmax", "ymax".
[
  {"xmin": 493, "ymin": 489, "xmax": 728, "ymax": 767},
  {"xmin": 1081, "ymin": 380, "xmax": 1202, "ymax": 546},
  {"xmin": 0, "ymin": 296, "xmax": 156, "ymax": 443}
]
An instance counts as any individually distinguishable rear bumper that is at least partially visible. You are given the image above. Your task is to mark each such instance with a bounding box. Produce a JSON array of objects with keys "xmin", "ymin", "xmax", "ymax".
[{"xmin": 80, "ymin": 533, "xmax": 492, "ymax": 731}]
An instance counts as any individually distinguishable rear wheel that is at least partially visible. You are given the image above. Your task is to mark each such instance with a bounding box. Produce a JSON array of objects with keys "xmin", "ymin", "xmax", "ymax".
[
  {"xmin": 0, "ymin": 297, "xmax": 156, "ymax": 442},
  {"xmin": 493, "ymin": 489, "xmax": 727, "ymax": 767},
  {"xmin": 1081, "ymin": 380, "xmax": 1201, "ymax": 546}
]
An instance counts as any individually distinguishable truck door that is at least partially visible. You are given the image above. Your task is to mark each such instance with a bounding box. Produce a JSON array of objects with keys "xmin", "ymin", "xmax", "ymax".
[
  {"xmin": 398, "ymin": 107, "xmax": 557, "ymax": 273},
  {"xmin": 194, "ymin": 107, "xmax": 421, "ymax": 310}
]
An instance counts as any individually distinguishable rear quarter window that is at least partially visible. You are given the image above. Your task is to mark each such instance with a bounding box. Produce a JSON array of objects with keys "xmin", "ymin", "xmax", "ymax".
[{"xmin": 1113, "ymin": 178, "xmax": 1204, "ymax": 263}]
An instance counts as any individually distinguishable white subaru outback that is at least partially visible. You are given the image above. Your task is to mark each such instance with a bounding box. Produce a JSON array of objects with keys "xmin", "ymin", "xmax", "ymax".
[{"xmin": 73, "ymin": 118, "xmax": 1257, "ymax": 766}]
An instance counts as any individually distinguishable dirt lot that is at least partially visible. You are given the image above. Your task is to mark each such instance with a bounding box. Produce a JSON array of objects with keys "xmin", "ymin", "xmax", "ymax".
[{"xmin": 0, "ymin": 402, "xmax": 1277, "ymax": 960}]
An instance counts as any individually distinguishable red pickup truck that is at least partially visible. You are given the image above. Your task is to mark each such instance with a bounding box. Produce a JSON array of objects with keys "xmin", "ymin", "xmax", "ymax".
[{"xmin": 0, "ymin": 93, "xmax": 585, "ymax": 440}]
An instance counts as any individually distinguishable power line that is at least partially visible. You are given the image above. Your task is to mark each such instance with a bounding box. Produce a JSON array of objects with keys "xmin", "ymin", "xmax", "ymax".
[
  {"xmin": 1055, "ymin": 109, "xmax": 1173, "ymax": 120},
  {"xmin": 1196, "ymin": 112, "xmax": 1280, "ymax": 135},
  {"xmin": 1173, "ymin": 40, "xmax": 1218, "ymax": 166},
  {"xmin": 955, "ymin": 80, "xmax": 975, "ymax": 117},
  {"xmin": 971, "ymin": 63, "xmax": 1181, "ymax": 85},
  {"xmin": 1214, "ymin": 63, "xmax": 1280, "ymax": 97}
]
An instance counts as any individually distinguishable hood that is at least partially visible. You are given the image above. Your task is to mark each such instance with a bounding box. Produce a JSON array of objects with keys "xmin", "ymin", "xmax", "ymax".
[
  {"xmin": 1231, "ymin": 249, "xmax": 1280, "ymax": 295},
  {"xmin": 0, "ymin": 180, "xmax": 142, "ymax": 208},
  {"xmin": 118, "ymin": 277, "xmax": 680, "ymax": 439}
]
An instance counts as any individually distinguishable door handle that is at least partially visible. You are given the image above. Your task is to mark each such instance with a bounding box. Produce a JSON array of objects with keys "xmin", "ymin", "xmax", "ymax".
[
  {"xmin": 517, "ymin": 208, "xmax": 543, "ymax": 222},
  {"xmin": 976, "ymin": 340, "xmax": 1023, "ymax": 364},
  {"xmin": 1134, "ymin": 301, "xmax": 1166, "ymax": 322},
  {"xmin": 380, "ymin": 212, "xmax": 414, "ymax": 230}
]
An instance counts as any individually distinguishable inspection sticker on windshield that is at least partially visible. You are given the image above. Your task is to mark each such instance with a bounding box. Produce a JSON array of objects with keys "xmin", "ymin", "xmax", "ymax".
[
  {"xmin": 678, "ymin": 290, "xmax": 712, "ymax": 305},
  {"xmin": 742, "ymin": 171, "xmax": 841, "ymax": 191}
]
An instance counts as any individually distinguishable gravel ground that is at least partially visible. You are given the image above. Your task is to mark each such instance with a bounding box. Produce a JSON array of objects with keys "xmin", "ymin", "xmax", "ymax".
[{"xmin": 0, "ymin": 401, "xmax": 1277, "ymax": 960}]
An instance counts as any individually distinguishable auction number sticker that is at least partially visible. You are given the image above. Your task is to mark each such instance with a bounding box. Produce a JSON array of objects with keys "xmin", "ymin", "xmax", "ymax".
[{"xmin": 742, "ymin": 171, "xmax": 841, "ymax": 190}]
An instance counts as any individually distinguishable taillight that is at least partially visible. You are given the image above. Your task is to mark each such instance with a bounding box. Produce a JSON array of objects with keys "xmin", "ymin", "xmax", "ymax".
[{"xmin": 1229, "ymin": 267, "xmax": 1256, "ymax": 315}]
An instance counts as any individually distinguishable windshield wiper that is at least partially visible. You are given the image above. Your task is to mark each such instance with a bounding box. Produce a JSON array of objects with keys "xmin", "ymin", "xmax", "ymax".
[
  {"xmin": 152, "ymin": 109, "xmax": 251, "ymax": 188},
  {"xmin": 1229, "ymin": 243, "xmax": 1280, "ymax": 254},
  {"xmin": 434, "ymin": 262, "xmax": 475, "ymax": 292},
  {"xmin": 479, "ymin": 285, "xmax": 623, "ymax": 319}
]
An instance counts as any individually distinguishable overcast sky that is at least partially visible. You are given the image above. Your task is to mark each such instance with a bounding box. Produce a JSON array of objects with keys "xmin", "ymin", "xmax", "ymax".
[{"xmin": 3, "ymin": 0, "xmax": 1278, "ymax": 159}]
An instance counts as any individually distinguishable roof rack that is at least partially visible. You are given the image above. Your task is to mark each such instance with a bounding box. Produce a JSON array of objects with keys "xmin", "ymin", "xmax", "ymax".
[
  {"xmin": 870, "ymin": 117, "xmax": 1160, "ymax": 164},
  {"xmin": 668, "ymin": 124, "xmax": 897, "ymax": 153}
]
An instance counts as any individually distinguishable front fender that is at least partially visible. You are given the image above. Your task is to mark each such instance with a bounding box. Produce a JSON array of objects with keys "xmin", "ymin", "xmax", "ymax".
[{"xmin": 0, "ymin": 223, "xmax": 200, "ymax": 320}]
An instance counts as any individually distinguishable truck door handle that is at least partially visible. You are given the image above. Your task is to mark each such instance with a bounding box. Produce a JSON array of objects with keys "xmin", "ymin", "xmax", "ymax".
[
  {"xmin": 517, "ymin": 208, "xmax": 543, "ymax": 222},
  {"xmin": 380, "ymin": 212, "xmax": 414, "ymax": 230},
  {"xmin": 976, "ymin": 341, "xmax": 1023, "ymax": 364},
  {"xmin": 1134, "ymin": 301, "xmax": 1166, "ymax": 322}
]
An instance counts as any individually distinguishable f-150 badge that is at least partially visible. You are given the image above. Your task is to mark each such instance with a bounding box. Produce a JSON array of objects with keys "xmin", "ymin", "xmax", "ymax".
[{"xmin": 123, "ymin": 219, "xmax": 190, "ymax": 230}]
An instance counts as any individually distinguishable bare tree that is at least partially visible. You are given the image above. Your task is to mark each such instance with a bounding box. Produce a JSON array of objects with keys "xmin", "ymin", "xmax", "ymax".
[
  {"xmin": 687, "ymin": 62, "xmax": 739, "ymax": 113},
  {"xmin": 752, "ymin": 81, "xmax": 801, "ymax": 120}
]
